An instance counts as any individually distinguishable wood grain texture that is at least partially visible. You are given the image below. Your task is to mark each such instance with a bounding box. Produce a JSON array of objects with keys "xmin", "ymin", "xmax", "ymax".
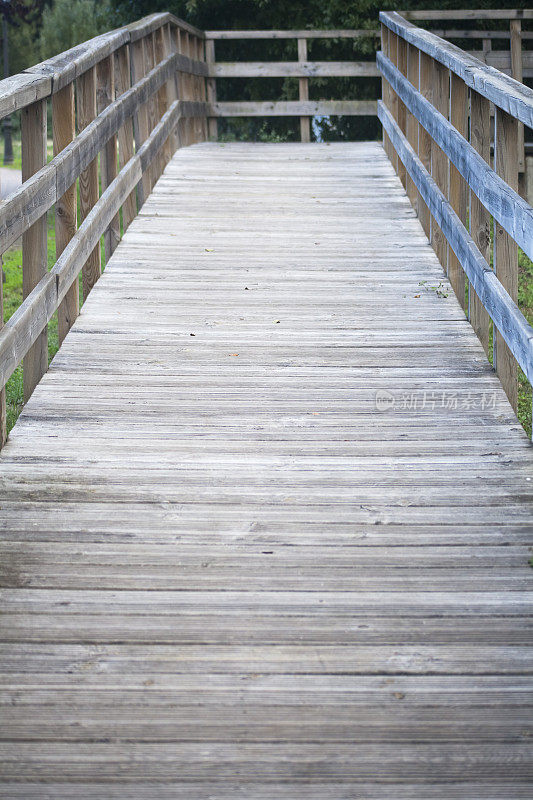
[
  {"xmin": 1, "ymin": 142, "xmax": 532, "ymax": 794},
  {"xmin": 21, "ymin": 99, "xmax": 48, "ymax": 403},
  {"xmin": 115, "ymin": 45, "xmax": 137, "ymax": 232},
  {"xmin": 77, "ymin": 67, "xmax": 101, "ymax": 301},
  {"xmin": 97, "ymin": 55, "xmax": 120, "ymax": 263}
]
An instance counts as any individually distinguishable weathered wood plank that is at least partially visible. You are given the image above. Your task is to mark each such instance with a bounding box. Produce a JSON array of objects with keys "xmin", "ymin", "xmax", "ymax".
[
  {"xmin": 212, "ymin": 100, "xmax": 377, "ymax": 117},
  {"xmin": 77, "ymin": 66, "xmax": 101, "ymax": 300},
  {"xmin": 211, "ymin": 61, "xmax": 379, "ymax": 78}
]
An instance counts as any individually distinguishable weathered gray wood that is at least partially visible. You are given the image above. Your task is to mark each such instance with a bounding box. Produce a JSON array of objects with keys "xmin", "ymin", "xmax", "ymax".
[
  {"xmin": 377, "ymin": 51, "xmax": 533, "ymax": 262},
  {"xmin": 380, "ymin": 11, "xmax": 533, "ymax": 130},
  {"xmin": 448, "ymin": 72, "xmax": 467, "ymax": 311},
  {"xmin": 21, "ymin": 99, "xmax": 48, "ymax": 404},
  {"xmin": 53, "ymin": 83, "xmax": 78, "ymax": 346},
  {"xmin": 1, "ymin": 141, "xmax": 533, "ymax": 794},
  {"xmin": 97, "ymin": 55, "xmax": 120, "ymax": 262},
  {"xmin": 205, "ymin": 38, "xmax": 218, "ymax": 140},
  {"xmin": 205, "ymin": 30, "xmax": 380, "ymax": 40},
  {"xmin": 0, "ymin": 73, "xmax": 51, "ymax": 120},
  {"xmin": 297, "ymin": 40, "xmax": 310, "ymax": 143},
  {"xmin": 211, "ymin": 61, "xmax": 379, "ymax": 78},
  {"xmin": 379, "ymin": 103, "xmax": 533, "ymax": 386},
  {"xmin": 115, "ymin": 45, "xmax": 136, "ymax": 232},
  {"xmin": 404, "ymin": 10, "xmax": 533, "ymax": 21},
  {"xmin": 212, "ymin": 100, "xmax": 377, "ymax": 117},
  {"xmin": 469, "ymin": 90, "xmax": 491, "ymax": 357}
]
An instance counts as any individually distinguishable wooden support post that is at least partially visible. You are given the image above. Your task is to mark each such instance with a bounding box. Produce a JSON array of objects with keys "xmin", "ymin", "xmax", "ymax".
[
  {"xmin": 21, "ymin": 98, "xmax": 48, "ymax": 402},
  {"xmin": 131, "ymin": 37, "xmax": 151, "ymax": 206},
  {"xmin": 154, "ymin": 26, "xmax": 172, "ymax": 170},
  {"xmin": 405, "ymin": 43, "xmax": 419, "ymax": 211},
  {"xmin": 97, "ymin": 55, "xmax": 120, "ymax": 263},
  {"xmin": 380, "ymin": 24, "xmax": 392, "ymax": 161},
  {"xmin": 205, "ymin": 38, "xmax": 218, "ymax": 140},
  {"xmin": 53, "ymin": 83, "xmax": 78, "ymax": 345},
  {"xmin": 181, "ymin": 32, "xmax": 194, "ymax": 146},
  {"xmin": 144, "ymin": 33, "xmax": 160, "ymax": 187},
  {"xmin": 418, "ymin": 52, "xmax": 432, "ymax": 240},
  {"xmin": 115, "ymin": 45, "xmax": 136, "ymax": 232},
  {"xmin": 431, "ymin": 59, "xmax": 449, "ymax": 272},
  {"xmin": 388, "ymin": 31, "xmax": 399, "ymax": 175},
  {"xmin": 510, "ymin": 19, "xmax": 525, "ymax": 194},
  {"xmin": 168, "ymin": 24, "xmax": 182, "ymax": 151},
  {"xmin": 162, "ymin": 24, "xmax": 179, "ymax": 153},
  {"xmin": 448, "ymin": 72, "xmax": 467, "ymax": 312},
  {"xmin": 494, "ymin": 107, "xmax": 519, "ymax": 413},
  {"xmin": 469, "ymin": 90, "xmax": 491, "ymax": 358},
  {"xmin": 396, "ymin": 36, "xmax": 407, "ymax": 187},
  {"xmin": 196, "ymin": 36, "xmax": 208, "ymax": 142},
  {"xmin": 77, "ymin": 67, "xmax": 101, "ymax": 301},
  {"xmin": 0, "ymin": 266, "xmax": 5, "ymax": 447},
  {"xmin": 298, "ymin": 38, "xmax": 311, "ymax": 143}
]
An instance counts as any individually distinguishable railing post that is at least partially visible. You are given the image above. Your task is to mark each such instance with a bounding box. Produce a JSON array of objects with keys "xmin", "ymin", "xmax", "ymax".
[
  {"xmin": 162, "ymin": 23, "xmax": 179, "ymax": 153},
  {"xmin": 97, "ymin": 55, "xmax": 120, "ymax": 262},
  {"xmin": 298, "ymin": 38, "xmax": 311, "ymax": 143},
  {"xmin": 494, "ymin": 107, "xmax": 519, "ymax": 412},
  {"xmin": 396, "ymin": 36, "xmax": 407, "ymax": 187},
  {"xmin": 131, "ymin": 36, "xmax": 151, "ymax": 206},
  {"xmin": 418, "ymin": 52, "xmax": 432, "ymax": 240},
  {"xmin": 21, "ymin": 98, "xmax": 48, "ymax": 402},
  {"xmin": 510, "ymin": 19, "xmax": 525, "ymax": 195},
  {"xmin": 430, "ymin": 59, "xmax": 449, "ymax": 272},
  {"xmin": 77, "ymin": 66, "xmax": 101, "ymax": 300},
  {"xmin": 53, "ymin": 83, "xmax": 78, "ymax": 345},
  {"xmin": 115, "ymin": 44, "xmax": 137, "ymax": 232},
  {"xmin": 205, "ymin": 38, "xmax": 218, "ymax": 140},
  {"xmin": 0, "ymin": 271, "xmax": 5, "ymax": 447},
  {"xmin": 388, "ymin": 31, "xmax": 399, "ymax": 175},
  {"xmin": 469, "ymin": 90, "xmax": 491, "ymax": 357},
  {"xmin": 192, "ymin": 35, "xmax": 207, "ymax": 142},
  {"xmin": 405, "ymin": 43, "xmax": 419, "ymax": 211},
  {"xmin": 448, "ymin": 72, "xmax": 468, "ymax": 312},
  {"xmin": 381, "ymin": 23, "xmax": 392, "ymax": 161},
  {"xmin": 154, "ymin": 25, "xmax": 172, "ymax": 170}
]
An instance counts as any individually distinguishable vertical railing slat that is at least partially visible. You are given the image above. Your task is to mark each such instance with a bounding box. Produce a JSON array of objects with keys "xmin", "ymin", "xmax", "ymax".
[
  {"xmin": 405, "ymin": 43, "xmax": 419, "ymax": 211},
  {"xmin": 205, "ymin": 38, "xmax": 218, "ymax": 141},
  {"xmin": 494, "ymin": 107, "xmax": 519, "ymax": 412},
  {"xmin": 0, "ymin": 267, "xmax": 5, "ymax": 446},
  {"xmin": 53, "ymin": 83, "xmax": 78, "ymax": 345},
  {"xmin": 298, "ymin": 38, "xmax": 311, "ymax": 143},
  {"xmin": 115, "ymin": 44, "xmax": 137, "ymax": 232},
  {"xmin": 448, "ymin": 72, "xmax": 468, "ymax": 312},
  {"xmin": 97, "ymin": 55, "xmax": 120, "ymax": 262},
  {"xmin": 77, "ymin": 66, "xmax": 101, "ymax": 301},
  {"xmin": 469, "ymin": 91, "xmax": 491, "ymax": 357},
  {"xmin": 131, "ymin": 37, "xmax": 151, "ymax": 207},
  {"xmin": 21, "ymin": 98, "xmax": 48, "ymax": 402},
  {"xmin": 396, "ymin": 36, "xmax": 407, "ymax": 188},
  {"xmin": 418, "ymin": 52, "xmax": 433, "ymax": 241},
  {"xmin": 430, "ymin": 59, "xmax": 449, "ymax": 272}
]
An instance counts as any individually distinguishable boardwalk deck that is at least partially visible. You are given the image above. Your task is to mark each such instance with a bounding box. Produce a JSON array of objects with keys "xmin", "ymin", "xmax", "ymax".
[{"xmin": 0, "ymin": 141, "xmax": 532, "ymax": 796}]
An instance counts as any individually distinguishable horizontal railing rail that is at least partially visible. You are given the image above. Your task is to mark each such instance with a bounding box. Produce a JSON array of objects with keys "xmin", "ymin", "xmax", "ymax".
[
  {"xmin": 0, "ymin": 12, "xmax": 210, "ymax": 446},
  {"xmin": 203, "ymin": 29, "xmax": 379, "ymax": 142},
  {"xmin": 378, "ymin": 10, "xmax": 533, "ymax": 428}
]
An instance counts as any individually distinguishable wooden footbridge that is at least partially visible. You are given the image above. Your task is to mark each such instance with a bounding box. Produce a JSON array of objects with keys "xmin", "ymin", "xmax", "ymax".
[{"xmin": 1, "ymin": 8, "xmax": 533, "ymax": 797}]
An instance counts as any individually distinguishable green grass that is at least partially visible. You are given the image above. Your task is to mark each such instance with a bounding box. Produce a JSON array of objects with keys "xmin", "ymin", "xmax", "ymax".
[{"xmin": 2, "ymin": 137, "xmax": 54, "ymax": 171}]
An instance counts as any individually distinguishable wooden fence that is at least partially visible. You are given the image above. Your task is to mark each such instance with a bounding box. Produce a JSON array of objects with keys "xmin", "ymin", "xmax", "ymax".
[
  {"xmin": 378, "ymin": 10, "xmax": 533, "ymax": 422},
  {"xmin": 203, "ymin": 29, "xmax": 380, "ymax": 142},
  {"xmin": 0, "ymin": 13, "xmax": 210, "ymax": 446}
]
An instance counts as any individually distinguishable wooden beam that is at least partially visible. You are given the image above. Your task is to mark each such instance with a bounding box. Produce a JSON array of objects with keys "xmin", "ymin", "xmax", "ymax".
[
  {"xmin": 298, "ymin": 40, "xmax": 311, "ymax": 143},
  {"xmin": 77, "ymin": 66, "xmax": 101, "ymax": 301},
  {"xmin": 97, "ymin": 56, "xmax": 120, "ymax": 262},
  {"xmin": 430, "ymin": 59, "xmax": 449, "ymax": 271},
  {"xmin": 469, "ymin": 90, "xmax": 491, "ymax": 358},
  {"xmin": 211, "ymin": 62, "xmax": 380, "ymax": 78},
  {"xmin": 0, "ymin": 258, "xmax": 5, "ymax": 447},
  {"xmin": 130, "ymin": 37, "xmax": 151, "ymax": 206},
  {"xmin": 211, "ymin": 100, "xmax": 377, "ymax": 117},
  {"xmin": 205, "ymin": 29, "xmax": 380, "ymax": 40},
  {"xmin": 406, "ymin": 43, "xmax": 420, "ymax": 213},
  {"xmin": 21, "ymin": 98, "xmax": 48, "ymax": 403},
  {"xmin": 510, "ymin": 20, "xmax": 525, "ymax": 178},
  {"xmin": 418, "ymin": 51, "xmax": 432, "ymax": 240},
  {"xmin": 53, "ymin": 83, "xmax": 78, "ymax": 346},
  {"xmin": 494, "ymin": 107, "xmax": 519, "ymax": 412},
  {"xmin": 115, "ymin": 45, "xmax": 136, "ymax": 233},
  {"xmin": 448, "ymin": 72, "xmax": 467, "ymax": 312},
  {"xmin": 205, "ymin": 39, "xmax": 218, "ymax": 141}
]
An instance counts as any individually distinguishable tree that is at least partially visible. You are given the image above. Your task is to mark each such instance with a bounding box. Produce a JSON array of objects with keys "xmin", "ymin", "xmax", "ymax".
[{"xmin": 38, "ymin": 0, "xmax": 112, "ymax": 61}]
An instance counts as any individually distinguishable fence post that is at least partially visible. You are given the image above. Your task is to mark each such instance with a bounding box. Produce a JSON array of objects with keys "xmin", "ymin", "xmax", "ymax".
[
  {"xmin": 469, "ymin": 90, "xmax": 491, "ymax": 357},
  {"xmin": 97, "ymin": 55, "xmax": 120, "ymax": 262},
  {"xmin": 510, "ymin": 19, "xmax": 525, "ymax": 195},
  {"xmin": 396, "ymin": 36, "xmax": 407, "ymax": 188},
  {"xmin": 431, "ymin": 59, "xmax": 449, "ymax": 272},
  {"xmin": 131, "ymin": 36, "xmax": 151, "ymax": 206},
  {"xmin": 162, "ymin": 23, "xmax": 179, "ymax": 153},
  {"xmin": 154, "ymin": 26, "xmax": 172, "ymax": 170},
  {"xmin": 77, "ymin": 66, "xmax": 101, "ymax": 300},
  {"xmin": 0, "ymin": 272, "xmax": 5, "ymax": 446},
  {"xmin": 388, "ymin": 31, "xmax": 399, "ymax": 175},
  {"xmin": 53, "ymin": 83, "xmax": 78, "ymax": 345},
  {"xmin": 381, "ymin": 23, "xmax": 392, "ymax": 161},
  {"xmin": 205, "ymin": 38, "xmax": 218, "ymax": 140},
  {"xmin": 405, "ymin": 43, "xmax": 419, "ymax": 211},
  {"xmin": 448, "ymin": 72, "xmax": 468, "ymax": 312},
  {"xmin": 418, "ymin": 52, "xmax": 432, "ymax": 240},
  {"xmin": 494, "ymin": 107, "xmax": 519, "ymax": 412},
  {"xmin": 115, "ymin": 44, "xmax": 137, "ymax": 232},
  {"xmin": 298, "ymin": 38, "xmax": 311, "ymax": 143},
  {"xmin": 21, "ymin": 98, "xmax": 48, "ymax": 402}
]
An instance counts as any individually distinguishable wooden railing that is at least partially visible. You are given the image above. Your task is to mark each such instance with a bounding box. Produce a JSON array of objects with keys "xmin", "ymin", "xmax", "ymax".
[
  {"xmin": 378, "ymin": 11, "xmax": 533, "ymax": 425},
  {"xmin": 0, "ymin": 13, "xmax": 210, "ymax": 446},
  {"xmin": 204, "ymin": 29, "xmax": 380, "ymax": 142}
]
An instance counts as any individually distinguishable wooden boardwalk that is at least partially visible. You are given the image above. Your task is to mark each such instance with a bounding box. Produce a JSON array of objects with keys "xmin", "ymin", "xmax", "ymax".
[{"xmin": 0, "ymin": 141, "xmax": 532, "ymax": 796}]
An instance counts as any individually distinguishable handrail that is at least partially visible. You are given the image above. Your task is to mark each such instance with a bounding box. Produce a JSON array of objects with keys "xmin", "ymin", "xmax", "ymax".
[
  {"xmin": 0, "ymin": 12, "xmax": 210, "ymax": 445},
  {"xmin": 378, "ymin": 10, "xmax": 533, "ymax": 427}
]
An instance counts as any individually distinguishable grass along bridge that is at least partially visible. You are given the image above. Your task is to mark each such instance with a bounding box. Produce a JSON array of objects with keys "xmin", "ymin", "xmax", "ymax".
[{"xmin": 0, "ymin": 8, "xmax": 533, "ymax": 797}]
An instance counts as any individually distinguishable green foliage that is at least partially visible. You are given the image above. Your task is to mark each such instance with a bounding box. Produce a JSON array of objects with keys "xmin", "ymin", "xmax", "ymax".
[{"xmin": 38, "ymin": 0, "xmax": 113, "ymax": 61}]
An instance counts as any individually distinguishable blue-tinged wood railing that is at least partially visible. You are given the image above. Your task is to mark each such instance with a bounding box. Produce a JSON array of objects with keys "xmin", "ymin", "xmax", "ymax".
[{"xmin": 378, "ymin": 10, "xmax": 533, "ymax": 430}]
